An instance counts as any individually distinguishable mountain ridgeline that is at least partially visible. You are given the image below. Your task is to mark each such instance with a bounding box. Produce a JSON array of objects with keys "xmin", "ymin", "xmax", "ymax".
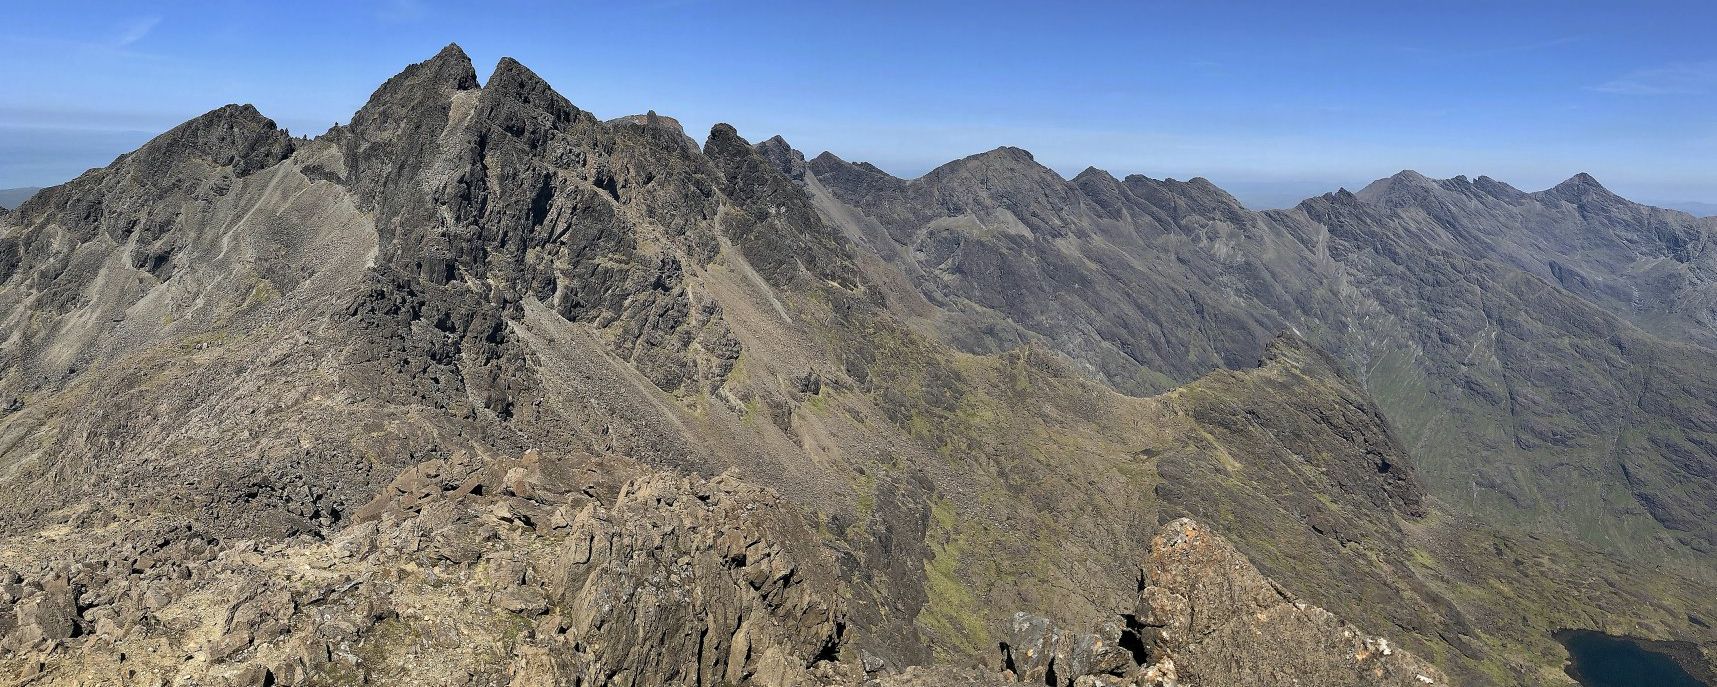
[{"xmin": 1, "ymin": 45, "xmax": 1715, "ymax": 686}]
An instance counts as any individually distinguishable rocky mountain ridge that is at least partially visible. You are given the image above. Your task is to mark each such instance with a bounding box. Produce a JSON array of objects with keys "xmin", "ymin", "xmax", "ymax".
[
  {"xmin": 798, "ymin": 137, "xmax": 1717, "ymax": 564},
  {"xmin": 2, "ymin": 45, "xmax": 1715, "ymax": 685}
]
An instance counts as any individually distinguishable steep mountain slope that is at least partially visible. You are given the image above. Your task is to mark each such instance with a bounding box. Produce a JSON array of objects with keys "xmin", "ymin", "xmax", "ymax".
[
  {"xmin": 2, "ymin": 46, "xmax": 1715, "ymax": 686},
  {"xmin": 801, "ymin": 144, "xmax": 1717, "ymax": 567}
]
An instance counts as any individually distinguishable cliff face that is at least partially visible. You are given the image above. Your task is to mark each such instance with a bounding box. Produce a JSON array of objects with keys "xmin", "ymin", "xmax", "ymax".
[{"xmin": 2, "ymin": 45, "xmax": 1716, "ymax": 686}]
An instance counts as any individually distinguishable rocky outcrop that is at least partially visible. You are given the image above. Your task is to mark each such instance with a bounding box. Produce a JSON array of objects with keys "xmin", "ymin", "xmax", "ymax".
[
  {"xmin": 550, "ymin": 473, "xmax": 844, "ymax": 686},
  {"xmin": 1133, "ymin": 519, "xmax": 1444, "ymax": 687},
  {"xmin": 0, "ymin": 450, "xmax": 850, "ymax": 686},
  {"xmin": 995, "ymin": 519, "xmax": 1445, "ymax": 687}
]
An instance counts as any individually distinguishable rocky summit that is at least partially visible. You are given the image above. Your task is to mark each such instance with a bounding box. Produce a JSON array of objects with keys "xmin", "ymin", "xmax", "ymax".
[{"xmin": 2, "ymin": 44, "xmax": 1716, "ymax": 686}]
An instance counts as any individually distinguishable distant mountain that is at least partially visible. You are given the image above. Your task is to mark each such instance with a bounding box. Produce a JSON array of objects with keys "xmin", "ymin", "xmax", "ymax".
[
  {"xmin": 1653, "ymin": 199, "xmax": 1717, "ymax": 217},
  {"xmin": 4, "ymin": 44, "xmax": 1717, "ymax": 686},
  {"xmin": 1218, "ymin": 178, "xmax": 1360, "ymax": 210},
  {"xmin": 0, "ymin": 186, "xmax": 40, "ymax": 209}
]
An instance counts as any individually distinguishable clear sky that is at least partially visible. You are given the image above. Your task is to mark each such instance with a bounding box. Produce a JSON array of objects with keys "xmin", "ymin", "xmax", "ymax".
[{"xmin": 4, "ymin": 1, "xmax": 1716, "ymax": 208}]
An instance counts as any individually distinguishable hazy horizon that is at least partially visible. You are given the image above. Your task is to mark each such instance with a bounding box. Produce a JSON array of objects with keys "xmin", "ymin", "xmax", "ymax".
[{"xmin": 5, "ymin": 1, "xmax": 1717, "ymax": 208}]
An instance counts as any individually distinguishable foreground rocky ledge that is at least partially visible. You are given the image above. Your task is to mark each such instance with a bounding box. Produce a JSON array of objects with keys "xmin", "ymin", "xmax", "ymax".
[{"xmin": 1, "ymin": 449, "xmax": 1437, "ymax": 687}]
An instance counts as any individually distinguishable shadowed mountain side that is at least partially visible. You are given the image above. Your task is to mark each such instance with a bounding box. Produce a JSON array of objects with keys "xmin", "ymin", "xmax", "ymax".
[{"xmin": 794, "ymin": 139, "xmax": 1717, "ymax": 568}]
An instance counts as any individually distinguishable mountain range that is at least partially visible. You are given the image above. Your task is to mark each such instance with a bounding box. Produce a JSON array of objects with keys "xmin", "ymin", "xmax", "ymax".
[
  {"xmin": 0, "ymin": 188, "xmax": 41, "ymax": 211},
  {"xmin": 2, "ymin": 45, "xmax": 1715, "ymax": 686},
  {"xmin": 1654, "ymin": 200, "xmax": 1717, "ymax": 218}
]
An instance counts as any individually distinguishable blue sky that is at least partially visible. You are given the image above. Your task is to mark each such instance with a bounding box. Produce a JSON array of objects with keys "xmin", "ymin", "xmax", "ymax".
[{"xmin": 4, "ymin": 1, "xmax": 1716, "ymax": 208}]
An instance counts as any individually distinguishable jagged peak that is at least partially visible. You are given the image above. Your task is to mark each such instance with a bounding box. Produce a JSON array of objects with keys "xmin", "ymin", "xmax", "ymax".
[
  {"xmin": 923, "ymin": 145, "xmax": 1060, "ymax": 184},
  {"xmin": 1072, "ymin": 166, "xmax": 1118, "ymax": 184},
  {"xmin": 1185, "ymin": 176, "xmax": 1220, "ymax": 190},
  {"xmin": 1354, "ymin": 169, "xmax": 1460, "ymax": 206},
  {"xmin": 1302, "ymin": 187, "xmax": 1361, "ymax": 209},
  {"xmin": 802, "ymin": 151, "xmax": 899, "ymax": 182},
  {"xmin": 131, "ymin": 103, "xmax": 295, "ymax": 177},
  {"xmin": 752, "ymin": 134, "xmax": 799, "ymax": 160},
  {"xmin": 431, "ymin": 42, "xmax": 471, "ymax": 67},
  {"xmin": 1537, "ymin": 171, "xmax": 1624, "ymax": 206},
  {"xmin": 391, "ymin": 44, "xmax": 478, "ymax": 93},
  {"xmin": 479, "ymin": 56, "xmax": 590, "ymax": 127},
  {"xmin": 1185, "ymin": 176, "xmax": 1245, "ymax": 205},
  {"xmin": 486, "ymin": 56, "xmax": 550, "ymax": 94},
  {"xmin": 754, "ymin": 134, "xmax": 807, "ymax": 179},
  {"xmin": 986, "ymin": 145, "xmax": 1036, "ymax": 160},
  {"xmin": 347, "ymin": 44, "xmax": 478, "ymax": 134},
  {"xmin": 705, "ymin": 122, "xmax": 746, "ymax": 147},
  {"xmin": 184, "ymin": 103, "xmax": 271, "ymax": 128},
  {"xmin": 853, "ymin": 160, "xmax": 896, "ymax": 177},
  {"xmin": 1552, "ymin": 172, "xmax": 1607, "ymax": 193},
  {"xmin": 1365, "ymin": 169, "xmax": 1432, "ymax": 190},
  {"xmin": 953, "ymin": 145, "xmax": 1036, "ymax": 166},
  {"xmin": 702, "ymin": 123, "xmax": 762, "ymax": 166},
  {"xmin": 607, "ymin": 110, "xmax": 686, "ymax": 135},
  {"xmin": 1116, "ymin": 173, "xmax": 1245, "ymax": 209},
  {"xmin": 1473, "ymin": 175, "xmax": 1527, "ymax": 200}
]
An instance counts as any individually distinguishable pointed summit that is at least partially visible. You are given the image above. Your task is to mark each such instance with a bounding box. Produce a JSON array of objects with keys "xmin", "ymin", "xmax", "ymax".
[
  {"xmin": 131, "ymin": 103, "xmax": 295, "ymax": 178},
  {"xmin": 348, "ymin": 44, "xmax": 477, "ymax": 133},
  {"xmin": 1072, "ymin": 166, "xmax": 1118, "ymax": 184},
  {"xmin": 341, "ymin": 46, "xmax": 481, "ymax": 210},
  {"xmin": 482, "ymin": 57, "xmax": 584, "ymax": 125},
  {"xmin": 431, "ymin": 43, "xmax": 473, "ymax": 69},
  {"xmin": 485, "ymin": 56, "xmax": 557, "ymax": 98},
  {"xmin": 386, "ymin": 44, "xmax": 479, "ymax": 96},
  {"xmin": 1543, "ymin": 171, "xmax": 1621, "ymax": 204},
  {"xmin": 754, "ymin": 134, "xmax": 807, "ymax": 180},
  {"xmin": 1355, "ymin": 169, "xmax": 1443, "ymax": 205},
  {"xmin": 1554, "ymin": 172, "xmax": 1607, "ymax": 192},
  {"xmin": 952, "ymin": 145, "xmax": 1037, "ymax": 167},
  {"xmin": 924, "ymin": 145, "xmax": 1057, "ymax": 184}
]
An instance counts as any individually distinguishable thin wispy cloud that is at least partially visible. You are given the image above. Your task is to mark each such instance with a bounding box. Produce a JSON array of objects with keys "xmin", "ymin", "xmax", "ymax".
[
  {"xmin": 115, "ymin": 16, "xmax": 161, "ymax": 48},
  {"xmin": 1592, "ymin": 61, "xmax": 1717, "ymax": 95}
]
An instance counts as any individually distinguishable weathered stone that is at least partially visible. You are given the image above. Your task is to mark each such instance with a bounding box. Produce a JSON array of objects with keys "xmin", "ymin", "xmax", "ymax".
[{"xmin": 12, "ymin": 590, "xmax": 76, "ymax": 646}]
